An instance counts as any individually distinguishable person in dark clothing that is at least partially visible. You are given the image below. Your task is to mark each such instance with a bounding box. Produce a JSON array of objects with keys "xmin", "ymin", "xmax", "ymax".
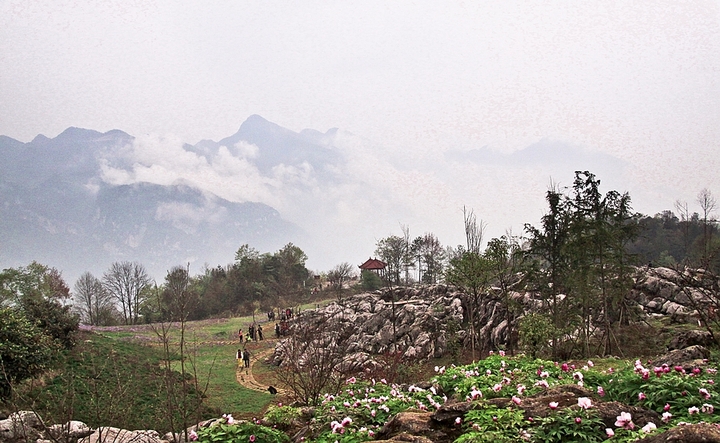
[
  {"xmin": 275, "ymin": 322, "xmax": 281, "ymax": 338},
  {"xmin": 242, "ymin": 349, "xmax": 250, "ymax": 368},
  {"xmin": 257, "ymin": 324, "xmax": 264, "ymax": 340}
]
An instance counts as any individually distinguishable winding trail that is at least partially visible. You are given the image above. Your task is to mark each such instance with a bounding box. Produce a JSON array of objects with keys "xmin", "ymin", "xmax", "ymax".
[{"xmin": 235, "ymin": 337, "xmax": 287, "ymax": 396}]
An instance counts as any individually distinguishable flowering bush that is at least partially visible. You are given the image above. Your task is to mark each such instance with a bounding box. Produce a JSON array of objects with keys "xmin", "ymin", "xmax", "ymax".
[
  {"xmin": 455, "ymin": 404, "xmax": 526, "ymax": 443},
  {"xmin": 196, "ymin": 415, "xmax": 289, "ymax": 443}
]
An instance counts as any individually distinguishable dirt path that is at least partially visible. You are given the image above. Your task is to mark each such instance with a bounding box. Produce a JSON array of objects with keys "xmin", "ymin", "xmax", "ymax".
[{"xmin": 235, "ymin": 338, "xmax": 287, "ymax": 396}]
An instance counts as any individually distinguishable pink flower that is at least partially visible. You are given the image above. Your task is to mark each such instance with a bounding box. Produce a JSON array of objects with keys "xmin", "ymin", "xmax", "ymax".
[
  {"xmin": 587, "ymin": 360, "xmax": 594, "ymax": 367},
  {"xmin": 638, "ymin": 392, "xmax": 646, "ymax": 401},
  {"xmin": 689, "ymin": 406, "xmax": 700, "ymax": 415},
  {"xmin": 492, "ymin": 383, "xmax": 502, "ymax": 392},
  {"xmin": 664, "ymin": 403, "xmax": 671, "ymax": 411},
  {"xmin": 561, "ymin": 363, "xmax": 569, "ymax": 372},
  {"xmin": 549, "ymin": 401, "xmax": 559, "ymax": 410},
  {"xmin": 512, "ymin": 396, "xmax": 522, "ymax": 405},
  {"xmin": 455, "ymin": 417, "xmax": 462, "ymax": 425},
  {"xmin": 674, "ymin": 365, "xmax": 684, "ymax": 373},
  {"xmin": 575, "ymin": 417, "xmax": 582, "ymax": 424},
  {"xmin": 577, "ymin": 397, "xmax": 592, "ymax": 409},
  {"xmin": 597, "ymin": 386, "xmax": 605, "ymax": 397},
  {"xmin": 615, "ymin": 412, "xmax": 634, "ymax": 430},
  {"xmin": 702, "ymin": 403, "xmax": 714, "ymax": 414},
  {"xmin": 342, "ymin": 417, "xmax": 352, "ymax": 426},
  {"xmin": 188, "ymin": 431, "xmax": 198, "ymax": 441},
  {"xmin": 662, "ymin": 412, "xmax": 672, "ymax": 423},
  {"xmin": 222, "ymin": 414, "xmax": 235, "ymax": 425},
  {"xmin": 700, "ymin": 388, "xmax": 712, "ymax": 399},
  {"xmin": 249, "ymin": 435, "xmax": 255, "ymax": 442},
  {"xmin": 499, "ymin": 350, "xmax": 506, "ymax": 356},
  {"xmin": 605, "ymin": 428, "xmax": 615, "ymax": 437}
]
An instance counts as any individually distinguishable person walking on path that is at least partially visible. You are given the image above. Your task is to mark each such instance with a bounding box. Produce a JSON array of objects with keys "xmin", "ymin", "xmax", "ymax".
[
  {"xmin": 242, "ymin": 348, "xmax": 251, "ymax": 368},
  {"xmin": 257, "ymin": 324, "xmax": 264, "ymax": 340}
]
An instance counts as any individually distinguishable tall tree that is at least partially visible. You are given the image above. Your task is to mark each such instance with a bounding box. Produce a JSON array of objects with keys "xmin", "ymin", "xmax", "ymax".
[
  {"xmin": 445, "ymin": 208, "xmax": 489, "ymax": 361},
  {"xmin": 564, "ymin": 171, "xmax": 640, "ymax": 357},
  {"xmin": 375, "ymin": 235, "xmax": 407, "ymax": 286},
  {"xmin": 73, "ymin": 272, "xmax": 113, "ymax": 325},
  {"xmin": 526, "ymin": 186, "xmax": 572, "ymax": 359},
  {"xmin": 411, "ymin": 233, "xmax": 446, "ymax": 284},
  {"xmin": 103, "ymin": 261, "xmax": 152, "ymax": 325},
  {"xmin": 697, "ymin": 188, "xmax": 717, "ymax": 267},
  {"xmin": 485, "ymin": 234, "xmax": 525, "ymax": 355}
]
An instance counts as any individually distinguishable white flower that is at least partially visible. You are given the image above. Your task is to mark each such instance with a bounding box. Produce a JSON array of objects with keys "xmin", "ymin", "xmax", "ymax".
[
  {"xmin": 577, "ymin": 397, "xmax": 592, "ymax": 409},
  {"xmin": 641, "ymin": 422, "xmax": 657, "ymax": 433}
]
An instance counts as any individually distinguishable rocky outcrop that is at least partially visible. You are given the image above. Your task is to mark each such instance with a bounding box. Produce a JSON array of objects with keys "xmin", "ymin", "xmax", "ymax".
[
  {"xmin": 271, "ymin": 285, "xmax": 538, "ymax": 366},
  {"xmin": 632, "ymin": 266, "xmax": 719, "ymax": 325},
  {"xmin": 0, "ymin": 411, "xmax": 200, "ymax": 443}
]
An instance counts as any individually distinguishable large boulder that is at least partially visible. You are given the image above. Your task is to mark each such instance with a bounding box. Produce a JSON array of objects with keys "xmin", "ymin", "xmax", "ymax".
[
  {"xmin": 79, "ymin": 427, "xmax": 164, "ymax": 443},
  {"xmin": 377, "ymin": 411, "xmax": 453, "ymax": 443},
  {"xmin": 641, "ymin": 422, "xmax": 720, "ymax": 442},
  {"xmin": 0, "ymin": 411, "xmax": 44, "ymax": 443},
  {"xmin": 653, "ymin": 345, "xmax": 710, "ymax": 370},
  {"xmin": 668, "ymin": 330, "xmax": 715, "ymax": 350}
]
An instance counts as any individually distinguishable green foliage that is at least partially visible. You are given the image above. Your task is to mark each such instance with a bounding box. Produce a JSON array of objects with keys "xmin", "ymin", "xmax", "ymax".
[
  {"xmin": 534, "ymin": 408, "xmax": 605, "ymax": 442},
  {"xmin": 189, "ymin": 243, "xmax": 312, "ymax": 320},
  {"xmin": 524, "ymin": 172, "xmax": 641, "ymax": 358},
  {"xmin": 0, "ymin": 307, "xmax": 56, "ymax": 399},
  {"xmin": 360, "ymin": 270, "xmax": 383, "ymax": 291},
  {"xmin": 375, "ymin": 235, "xmax": 409, "ymax": 286},
  {"xmin": 0, "ymin": 262, "xmax": 78, "ymax": 348},
  {"xmin": 518, "ymin": 313, "xmax": 554, "ymax": 359},
  {"xmin": 197, "ymin": 416, "xmax": 289, "ymax": 443},
  {"xmin": 457, "ymin": 404, "xmax": 526, "ymax": 443},
  {"xmin": 15, "ymin": 332, "xmax": 217, "ymax": 432},
  {"xmin": 263, "ymin": 405, "xmax": 302, "ymax": 428}
]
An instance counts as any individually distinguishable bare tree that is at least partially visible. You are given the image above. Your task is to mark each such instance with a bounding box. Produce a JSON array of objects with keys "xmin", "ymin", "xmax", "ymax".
[
  {"xmin": 463, "ymin": 206, "xmax": 486, "ymax": 254},
  {"xmin": 675, "ymin": 199, "xmax": 691, "ymax": 258},
  {"xmin": 327, "ymin": 262, "xmax": 356, "ymax": 304},
  {"xmin": 273, "ymin": 312, "xmax": 363, "ymax": 405},
  {"xmin": 155, "ymin": 264, "xmax": 204, "ymax": 441},
  {"xmin": 697, "ymin": 189, "xmax": 717, "ymax": 267},
  {"xmin": 73, "ymin": 272, "xmax": 113, "ymax": 325},
  {"xmin": 102, "ymin": 261, "xmax": 152, "ymax": 325}
]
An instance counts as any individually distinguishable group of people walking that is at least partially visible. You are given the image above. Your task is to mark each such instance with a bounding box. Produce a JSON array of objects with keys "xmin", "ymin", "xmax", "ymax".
[{"xmin": 236, "ymin": 307, "xmax": 298, "ymax": 370}]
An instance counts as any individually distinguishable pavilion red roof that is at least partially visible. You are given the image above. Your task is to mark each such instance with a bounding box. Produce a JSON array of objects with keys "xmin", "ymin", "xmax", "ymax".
[{"xmin": 359, "ymin": 257, "xmax": 387, "ymax": 270}]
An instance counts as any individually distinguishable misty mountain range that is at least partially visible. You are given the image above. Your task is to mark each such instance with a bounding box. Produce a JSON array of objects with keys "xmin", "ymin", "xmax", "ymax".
[
  {"xmin": 1, "ymin": 114, "xmax": 629, "ymax": 287},
  {"xmin": 0, "ymin": 115, "xmax": 341, "ymax": 284}
]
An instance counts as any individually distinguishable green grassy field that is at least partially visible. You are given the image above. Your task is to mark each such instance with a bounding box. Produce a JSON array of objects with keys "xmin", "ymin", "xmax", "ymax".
[{"xmin": 93, "ymin": 315, "xmax": 279, "ymax": 416}]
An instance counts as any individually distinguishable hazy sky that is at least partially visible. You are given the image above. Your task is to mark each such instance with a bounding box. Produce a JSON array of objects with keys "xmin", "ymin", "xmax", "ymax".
[{"xmin": 2, "ymin": 1, "xmax": 720, "ymax": 272}]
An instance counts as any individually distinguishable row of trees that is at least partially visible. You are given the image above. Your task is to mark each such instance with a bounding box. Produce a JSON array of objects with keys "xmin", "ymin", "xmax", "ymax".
[{"xmin": 72, "ymin": 242, "xmax": 312, "ymax": 326}]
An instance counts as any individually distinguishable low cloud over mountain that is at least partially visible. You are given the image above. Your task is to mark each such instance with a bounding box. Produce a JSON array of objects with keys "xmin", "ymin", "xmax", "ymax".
[{"xmin": 1, "ymin": 115, "xmax": 631, "ymax": 286}]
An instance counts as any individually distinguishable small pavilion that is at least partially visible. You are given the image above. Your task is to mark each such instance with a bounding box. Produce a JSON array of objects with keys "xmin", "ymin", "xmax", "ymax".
[{"xmin": 359, "ymin": 257, "xmax": 387, "ymax": 279}]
